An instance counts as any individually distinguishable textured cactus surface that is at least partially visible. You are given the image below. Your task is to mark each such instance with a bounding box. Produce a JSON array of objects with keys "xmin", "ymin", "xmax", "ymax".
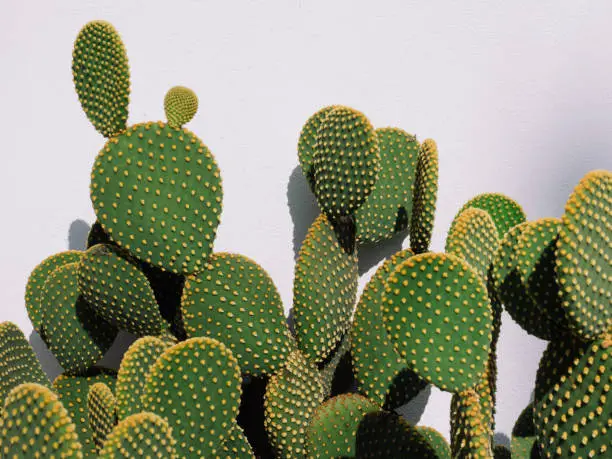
[
  {"xmin": 88, "ymin": 382, "xmax": 117, "ymax": 453},
  {"xmin": 164, "ymin": 86, "xmax": 198, "ymax": 128}
]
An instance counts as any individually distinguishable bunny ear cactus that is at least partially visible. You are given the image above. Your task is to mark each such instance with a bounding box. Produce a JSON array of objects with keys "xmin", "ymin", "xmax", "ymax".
[
  {"xmin": 88, "ymin": 382, "xmax": 117, "ymax": 453},
  {"xmin": 164, "ymin": 86, "xmax": 198, "ymax": 128},
  {"xmin": 410, "ymin": 139, "xmax": 439, "ymax": 254},
  {"xmin": 450, "ymin": 389, "xmax": 493, "ymax": 458}
]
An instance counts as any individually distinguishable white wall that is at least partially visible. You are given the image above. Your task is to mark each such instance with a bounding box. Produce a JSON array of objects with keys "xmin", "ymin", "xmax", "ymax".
[{"xmin": 1, "ymin": 0, "xmax": 611, "ymax": 446}]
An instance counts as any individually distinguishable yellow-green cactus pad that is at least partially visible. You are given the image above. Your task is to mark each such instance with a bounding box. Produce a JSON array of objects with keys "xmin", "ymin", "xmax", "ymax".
[
  {"xmin": 0, "ymin": 322, "xmax": 49, "ymax": 410},
  {"xmin": 41, "ymin": 263, "xmax": 118, "ymax": 374},
  {"xmin": 450, "ymin": 390, "xmax": 493, "ymax": 458},
  {"xmin": 218, "ymin": 423, "xmax": 255, "ymax": 459},
  {"xmin": 415, "ymin": 426, "xmax": 451, "ymax": 459},
  {"xmin": 511, "ymin": 403, "xmax": 539, "ymax": 459},
  {"xmin": 312, "ymin": 106, "xmax": 380, "ymax": 220},
  {"xmin": 78, "ymin": 244, "xmax": 166, "ymax": 336},
  {"xmin": 319, "ymin": 333, "xmax": 352, "ymax": 398},
  {"xmin": 115, "ymin": 336, "xmax": 170, "ymax": 421},
  {"xmin": 351, "ymin": 248, "xmax": 427, "ymax": 409},
  {"xmin": 306, "ymin": 393, "xmax": 379, "ymax": 458},
  {"xmin": 181, "ymin": 252, "xmax": 295, "ymax": 376},
  {"xmin": 533, "ymin": 336, "xmax": 611, "ymax": 458},
  {"xmin": 72, "ymin": 21, "xmax": 130, "ymax": 138},
  {"xmin": 53, "ymin": 368, "xmax": 117, "ymax": 457},
  {"xmin": 382, "ymin": 252, "xmax": 493, "ymax": 392},
  {"xmin": 355, "ymin": 128, "xmax": 419, "ymax": 243},
  {"xmin": 98, "ymin": 412, "xmax": 177, "ymax": 459},
  {"xmin": 142, "ymin": 337, "xmax": 242, "ymax": 458},
  {"xmin": 293, "ymin": 214, "xmax": 358, "ymax": 364},
  {"xmin": 556, "ymin": 169, "xmax": 611, "ymax": 340},
  {"xmin": 0, "ymin": 383, "xmax": 83, "ymax": 457},
  {"xmin": 264, "ymin": 350, "xmax": 325, "ymax": 458},
  {"xmin": 25, "ymin": 250, "xmax": 83, "ymax": 335},
  {"xmin": 88, "ymin": 382, "xmax": 117, "ymax": 453},
  {"xmin": 90, "ymin": 121, "xmax": 223, "ymax": 275},
  {"xmin": 164, "ymin": 86, "xmax": 198, "ymax": 128},
  {"xmin": 410, "ymin": 139, "xmax": 439, "ymax": 254}
]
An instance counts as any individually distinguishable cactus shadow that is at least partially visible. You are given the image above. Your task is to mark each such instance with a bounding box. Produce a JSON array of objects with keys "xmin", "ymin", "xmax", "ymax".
[
  {"xmin": 494, "ymin": 432, "xmax": 511, "ymax": 448},
  {"xmin": 28, "ymin": 331, "xmax": 63, "ymax": 382},
  {"xmin": 395, "ymin": 384, "xmax": 431, "ymax": 425},
  {"xmin": 97, "ymin": 331, "xmax": 138, "ymax": 370},
  {"xmin": 287, "ymin": 166, "xmax": 319, "ymax": 260},
  {"xmin": 357, "ymin": 232, "xmax": 407, "ymax": 276},
  {"xmin": 68, "ymin": 219, "xmax": 91, "ymax": 250}
]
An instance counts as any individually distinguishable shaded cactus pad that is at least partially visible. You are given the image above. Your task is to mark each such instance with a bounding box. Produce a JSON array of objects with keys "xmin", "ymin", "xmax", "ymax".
[
  {"xmin": 88, "ymin": 382, "xmax": 117, "ymax": 453},
  {"xmin": 164, "ymin": 86, "xmax": 199, "ymax": 128},
  {"xmin": 410, "ymin": 139, "xmax": 439, "ymax": 254}
]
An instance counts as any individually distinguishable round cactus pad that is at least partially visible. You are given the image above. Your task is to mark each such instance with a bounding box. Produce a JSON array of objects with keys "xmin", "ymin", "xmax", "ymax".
[
  {"xmin": 182, "ymin": 252, "xmax": 294, "ymax": 376},
  {"xmin": 142, "ymin": 337, "xmax": 242, "ymax": 458},
  {"xmin": 164, "ymin": 86, "xmax": 199, "ymax": 128},
  {"xmin": 450, "ymin": 390, "xmax": 493, "ymax": 458},
  {"xmin": 415, "ymin": 426, "xmax": 451, "ymax": 459},
  {"xmin": 556, "ymin": 170, "xmax": 611, "ymax": 339},
  {"xmin": 90, "ymin": 121, "xmax": 223, "ymax": 275},
  {"xmin": 88, "ymin": 382, "xmax": 117, "ymax": 453},
  {"xmin": 382, "ymin": 252, "xmax": 493, "ymax": 392},
  {"xmin": 410, "ymin": 139, "xmax": 439, "ymax": 254}
]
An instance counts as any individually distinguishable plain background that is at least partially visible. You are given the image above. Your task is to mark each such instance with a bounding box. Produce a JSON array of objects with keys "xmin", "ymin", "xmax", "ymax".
[{"xmin": 1, "ymin": 0, "xmax": 611, "ymax": 445}]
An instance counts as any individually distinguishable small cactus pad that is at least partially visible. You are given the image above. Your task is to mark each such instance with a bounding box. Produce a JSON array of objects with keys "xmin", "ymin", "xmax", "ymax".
[
  {"xmin": 164, "ymin": 86, "xmax": 198, "ymax": 128},
  {"xmin": 0, "ymin": 383, "xmax": 83, "ymax": 457},
  {"xmin": 41, "ymin": 263, "xmax": 118, "ymax": 374},
  {"xmin": 0, "ymin": 322, "xmax": 49, "ymax": 408},
  {"xmin": 297, "ymin": 105, "xmax": 339, "ymax": 187},
  {"xmin": 410, "ymin": 139, "xmax": 439, "ymax": 254},
  {"xmin": 449, "ymin": 193, "xmax": 526, "ymax": 240},
  {"xmin": 78, "ymin": 244, "xmax": 166, "ymax": 336},
  {"xmin": 511, "ymin": 403, "xmax": 539, "ymax": 459},
  {"xmin": 415, "ymin": 426, "xmax": 452, "ymax": 459},
  {"xmin": 88, "ymin": 382, "xmax": 117, "ymax": 453},
  {"xmin": 450, "ymin": 390, "xmax": 493, "ymax": 458},
  {"xmin": 264, "ymin": 350, "xmax": 325, "ymax": 458},
  {"xmin": 25, "ymin": 250, "xmax": 83, "ymax": 335},
  {"xmin": 445, "ymin": 207, "xmax": 499, "ymax": 279},
  {"xmin": 382, "ymin": 252, "xmax": 493, "ymax": 392},
  {"xmin": 556, "ymin": 169, "xmax": 611, "ymax": 340},
  {"xmin": 306, "ymin": 393, "xmax": 379, "ymax": 458},
  {"xmin": 182, "ymin": 252, "xmax": 294, "ymax": 376},
  {"xmin": 293, "ymin": 214, "xmax": 358, "ymax": 364},
  {"xmin": 533, "ymin": 336, "xmax": 611, "ymax": 458},
  {"xmin": 90, "ymin": 121, "xmax": 223, "ymax": 275},
  {"xmin": 115, "ymin": 336, "xmax": 171, "ymax": 421},
  {"xmin": 351, "ymin": 248, "xmax": 427, "ymax": 409},
  {"xmin": 72, "ymin": 21, "xmax": 130, "ymax": 138},
  {"xmin": 312, "ymin": 106, "xmax": 380, "ymax": 219},
  {"xmin": 142, "ymin": 337, "xmax": 242, "ymax": 458},
  {"xmin": 218, "ymin": 423, "xmax": 255, "ymax": 459},
  {"xmin": 355, "ymin": 128, "xmax": 419, "ymax": 243},
  {"xmin": 98, "ymin": 412, "xmax": 177, "ymax": 459}
]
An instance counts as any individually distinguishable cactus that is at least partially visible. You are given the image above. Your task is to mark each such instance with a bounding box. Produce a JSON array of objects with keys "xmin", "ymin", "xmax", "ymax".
[
  {"xmin": 409, "ymin": 139, "xmax": 439, "ymax": 254},
  {"xmin": 88, "ymin": 382, "xmax": 117, "ymax": 453},
  {"xmin": 318, "ymin": 332, "xmax": 352, "ymax": 398},
  {"xmin": 415, "ymin": 426, "xmax": 452, "ymax": 459},
  {"xmin": 450, "ymin": 389, "xmax": 493, "ymax": 458},
  {"xmin": 218, "ymin": 423, "xmax": 255, "ymax": 459},
  {"xmin": 164, "ymin": 86, "xmax": 198, "ymax": 129},
  {"xmin": 511, "ymin": 403, "xmax": 539, "ymax": 459}
]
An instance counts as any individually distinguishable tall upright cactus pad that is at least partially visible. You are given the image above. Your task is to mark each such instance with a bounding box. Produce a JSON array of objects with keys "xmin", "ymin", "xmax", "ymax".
[
  {"xmin": 90, "ymin": 120, "xmax": 223, "ymax": 275},
  {"xmin": 383, "ymin": 252, "xmax": 493, "ymax": 392},
  {"xmin": 533, "ymin": 336, "xmax": 610, "ymax": 458},
  {"xmin": 450, "ymin": 390, "xmax": 493, "ymax": 458},
  {"xmin": 164, "ymin": 86, "xmax": 198, "ymax": 128},
  {"xmin": 25, "ymin": 250, "xmax": 82, "ymax": 335},
  {"xmin": 351, "ymin": 248, "xmax": 427, "ymax": 409},
  {"xmin": 41, "ymin": 263, "xmax": 118, "ymax": 374},
  {"xmin": 78, "ymin": 244, "xmax": 166, "ymax": 336},
  {"xmin": 511, "ymin": 403, "xmax": 539, "ymax": 459},
  {"xmin": 556, "ymin": 170, "xmax": 611, "ymax": 340},
  {"xmin": 264, "ymin": 350, "xmax": 325, "ymax": 458},
  {"xmin": 355, "ymin": 128, "xmax": 419, "ymax": 243},
  {"xmin": 98, "ymin": 412, "xmax": 177, "ymax": 459},
  {"xmin": 0, "ymin": 383, "xmax": 83, "ymax": 458},
  {"xmin": 182, "ymin": 252, "xmax": 294, "ymax": 376},
  {"xmin": 410, "ymin": 139, "xmax": 439, "ymax": 254},
  {"xmin": 72, "ymin": 21, "xmax": 130, "ymax": 138},
  {"xmin": 293, "ymin": 214, "xmax": 358, "ymax": 364},
  {"xmin": 312, "ymin": 106, "xmax": 380, "ymax": 220},
  {"xmin": 115, "ymin": 336, "xmax": 170, "ymax": 421},
  {"xmin": 88, "ymin": 382, "xmax": 117, "ymax": 453},
  {"xmin": 142, "ymin": 337, "xmax": 242, "ymax": 458}
]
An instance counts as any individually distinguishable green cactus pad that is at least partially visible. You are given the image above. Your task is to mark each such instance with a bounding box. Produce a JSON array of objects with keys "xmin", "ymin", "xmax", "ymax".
[
  {"xmin": 0, "ymin": 383, "xmax": 83, "ymax": 457},
  {"xmin": 41, "ymin": 263, "xmax": 118, "ymax": 374},
  {"xmin": 218, "ymin": 423, "xmax": 255, "ymax": 459},
  {"xmin": 98, "ymin": 412, "xmax": 177, "ymax": 459},
  {"xmin": 312, "ymin": 106, "xmax": 380, "ymax": 220},
  {"xmin": 78, "ymin": 244, "xmax": 166, "ymax": 336},
  {"xmin": 293, "ymin": 214, "xmax": 358, "ymax": 364},
  {"xmin": 556, "ymin": 169, "xmax": 612, "ymax": 340},
  {"xmin": 450, "ymin": 390, "xmax": 493, "ymax": 458},
  {"xmin": 88, "ymin": 382, "xmax": 117, "ymax": 453},
  {"xmin": 319, "ymin": 333, "xmax": 352, "ymax": 398},
  {"xmin": 449, "ymin": 193, "xmax": 526, "ymax": 240},
  {"xmin": 415, "ymin": 426, "xmax": 452, "ymax": 459},
  {"xmin": 382, "ymin": 252, "xmax": 493, "ymax": 392},
  {"xmin": 355, "ymin": 128, "xmax": 419, "ymax": 243},
  {"xmin": 181, "ymin": 252, "xmax": 294, "ymax": 376},
  {"xmin": 115, "ymin": 336, "xmax": 170, "ymax": 421},
  {"xmin": 410, "ymin": 139, "xmax": 439, "ymax": 254},
  {"xmin": 351, "ymin": 248, "xmax": 427, "ymax": 409},
  {"xmin": 264, "ymin": 349, "xmax": 325, "ymax": 458},
  {"xmin": 90, "ymin": 121, "xmax": 223, "ymax": 275},
  {"xmin": 511, "ymin": 403, "xmax": 539, "ymax": 459},
  {"xmin": 72, "ymin": 20, "xmax": 130, "ymax": 138},
  {"xmin": 533, "ymin": 336, "xmax": 611, "ymax": 459},
  {"xmin": 306, "ymin": 393, "xmax": 379, "ymax": 458},
  {"xmin": 53, "ymin": 368, "xmax": 117, "ymax": 457},
  {"xmin": 164, "ymin": 86, "xmax": 198, "ymax": 128},
  {"xmin": 25, "ymin": 250, "xmax": 83, "ymax": 335},
  {"xmin": 142, "ymin": 337, "xmax": 242, "ymax": 458}
]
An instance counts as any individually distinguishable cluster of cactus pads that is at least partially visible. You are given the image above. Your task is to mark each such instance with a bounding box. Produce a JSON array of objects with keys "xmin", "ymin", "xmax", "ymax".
[{"xmin": 0, "ymin": 19, "xmax": 609, "ymax": 459}]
